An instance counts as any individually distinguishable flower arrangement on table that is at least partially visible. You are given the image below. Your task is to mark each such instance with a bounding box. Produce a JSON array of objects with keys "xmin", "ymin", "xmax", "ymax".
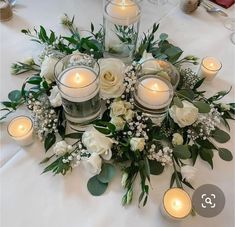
[{"xmin": 1, "ymin": 14, "xmax": 234, "ymax": 214}]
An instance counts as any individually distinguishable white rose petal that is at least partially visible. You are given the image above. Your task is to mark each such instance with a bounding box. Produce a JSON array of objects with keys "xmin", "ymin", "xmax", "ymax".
[
  {"xmin": 83, "ymin": 152, "xmax": 102, "ymax": 175},
  {"xmin": 130, "ymin": 137, "xmax": 145, "ymax": 152},
  {"xmin": 110, "ymin": 116, "xmax": 125, "ymax": 131},
  {"xmin": 172, "ymin": 133, "xmax": 184, "ymax": 146},
  {"xmin": 169, "ymin": 101, "xmax": 199, "ymax": 128},
  {"xmin": 140, "ymin": 51, "xmax": 162, "ymax": 74},
  {"xmin": 99, "ymin": 58, "xmax": 125, "ymax": 99},
  {"xmin": 82, "ymin": 127, "xmax": 114, "ymax": 160},
  {"xmin": 110, "ymin": 100, "xmax": 127, "ymax": 117},
  {"xmin": 181, "ymin": 165, "xmax": 197, "ymax": 182},
  {"xmin": 49, "ymin": 86, "xmax": 62, "ymax": 107},
  {"xmin": 40, "ymin": 56, "xmax": 58, "ymax": 82},
  {"xmin": 53, "ymin": 140, "xmax": 69, "ymax": 155},
  {"xmin": 124, "ymin": 109, "xmax": 135, "ymax": 122}
]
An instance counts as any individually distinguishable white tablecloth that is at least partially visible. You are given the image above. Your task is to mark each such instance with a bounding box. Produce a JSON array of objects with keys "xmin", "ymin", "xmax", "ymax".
[{"xmin": 0, "ymin": 1, "xmax": 235, "ymax": 227}]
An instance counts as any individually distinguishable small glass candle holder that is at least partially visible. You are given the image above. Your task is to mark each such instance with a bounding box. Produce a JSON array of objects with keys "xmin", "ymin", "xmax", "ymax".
[
  {"xmin": 103, "ymin": 0, "xmax": 141, "ymax": 62},
  {"xmin": 7, "ymin": 116, "xmax": 34, "ymax": 146},
  {"xmin": 198, "ymin": 57, "xmax": 222, "ymax": 81},
  {"xmin": 160, "ymin": 188, "xmax": 192, "ymax": 220},
  {"xmin": 54, "ymin": 53, "xmax": 101, "ymax": 130},
  {"xmin": 139, "ymin": 59, "xmax": 180, "ymax": 89},
  {"xmin": 133, "ymin": 75, "xmax": 174, "ymax": 125}
]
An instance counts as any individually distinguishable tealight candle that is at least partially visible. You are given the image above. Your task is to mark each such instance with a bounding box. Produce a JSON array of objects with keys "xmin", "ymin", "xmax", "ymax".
[
  {"xmin": 59, "ymin": 67, "xmax": 98, "ymax": 102},
  {"xmin": 7, "ymin": 116, "xmax": 34, "ymax": 146},
  {"xmin": 105, "ymin": 0, "xmax": 140, "ymax": 26},
  {"xmin": 199, "ymin": 57, "xmax": 222, "ymax": 81},
  {"xmin": 136, "ymin": 77, "xmax": 172, "ymax": 109},
  {"xmin": 161, "ymin": 188, "xmax": 192, "ymax": 220}
]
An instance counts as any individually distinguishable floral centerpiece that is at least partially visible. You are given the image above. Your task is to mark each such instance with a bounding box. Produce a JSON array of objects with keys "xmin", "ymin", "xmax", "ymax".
[{"xmin": 1, "ymin": 14, "xmax": 234, "ymax": 207}]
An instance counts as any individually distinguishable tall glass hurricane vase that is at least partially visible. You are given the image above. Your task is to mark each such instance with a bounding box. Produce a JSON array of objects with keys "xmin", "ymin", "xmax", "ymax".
[
  {"xmin": 103, "ymin": 0, "xmax": 141, "ymax": 62},
  {"xmin": 54, "ymin": 53, "xmax": 101, "ymax": 130}
]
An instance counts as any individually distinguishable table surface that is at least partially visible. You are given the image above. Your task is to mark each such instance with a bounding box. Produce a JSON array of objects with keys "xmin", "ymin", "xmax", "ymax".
[{"xmin": 0, "ymin": 1, "xmax": 235, "ymax": 227}]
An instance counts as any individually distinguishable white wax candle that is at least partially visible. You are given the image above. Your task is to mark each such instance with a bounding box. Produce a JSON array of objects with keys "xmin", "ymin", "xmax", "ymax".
[
  {"xmin": 105, "ymin": 0, "xmax": 140, "ymax": 25},
  {"xmin": 137, "ymin": 78, "xmax": 170, "ymax": 108},
  {"xmin": 8, "ymin": 116, "xmax": 34, "ymax": 146},
  {"xmin": 59, "ymin": 67, "xmax": 99, "ymax": 102},
  {"xmin": 199, "ymin": 57, "xmax": 222, "ymax": 81},
  {"xmin": 161, "ymin": 188, "xmax": 192, "ymax": 219}
]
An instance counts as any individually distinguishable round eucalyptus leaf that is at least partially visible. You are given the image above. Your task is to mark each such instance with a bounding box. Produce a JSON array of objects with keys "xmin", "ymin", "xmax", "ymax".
[
  {"xmin": 87, "ymin": 176, "xmax": 108, "ymax": 196},
  {"xmin": 193, "ymin": 101, "xmax": 210, "ymax": 113},
  {"xmin": 218, "ymin": 148, "xmax": 233, "ymax": 161},
  {"xmin": 173, "ymin": 145, "xmax": 191, "ymax": 159},
  {"xmin": 8, "ymin": 90, "xmax": 21, "ymax": 102},
  {"xmin": 97, "ymin": 163, "xmax": 116, "ymax": 183},
  {"xmin": 212, "ymin": 129, "xmax": 230, "ymax": 143}
]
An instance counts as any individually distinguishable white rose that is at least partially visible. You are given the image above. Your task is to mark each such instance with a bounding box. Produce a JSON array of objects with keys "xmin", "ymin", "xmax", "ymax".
[
  {"xmin": 110, "ymin": 100, "xmax": 127, "ymax": 117},
  {"xmin": 140, "ymin": 51, "xmax": 162, "ymax": 74},
  {"xmin": 99, "ymin": 58, "xmax": 125, "ymax": 99},
  {"xmin": 110, "ymin": 116, "xmax": 125, "ymax": 131},
  {"xmin": 130, "ymin": 137, "xmax": 145, "ymax": 152},
  {"xmin": 83, "ymin": 152, "xmax": 102, "ymax": 175},
  {"xmin": 172, "ymin": 133, "xmax": 184, "ymax": 146},
  {"xmin": 181, "ymin": 165, "xmax": 197, "ymax": 182},
  {"xmin": 124, "ymin": 109, "xmax": 135, "ymax": 123},
  {"xmin": 49, "ymin": 86, "xmax": 62, "ymax": 107},
  {"xmin": 53, "ymin": 140, "xmax": 71, "ymax": 155},
  {"xmin": 82, "ymin": 127, "xmax": 114, "ymax": 160},
  {"xmin": 40, "ymin": 56, "xmax": 58, "ymax": 82},
  {"xmin": 169, "ymin": 101, "xmax": 199, "ymax": 128}
]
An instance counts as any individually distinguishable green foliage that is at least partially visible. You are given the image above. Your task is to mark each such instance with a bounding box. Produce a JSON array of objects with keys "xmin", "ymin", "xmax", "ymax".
[
  {"xmin": 44, "ymin": 133, "xmax": 56, "ymax": 152},
  {"xmin": 173, "ymin": 145, "xmax": 191, "ymax": 159},
  {"xmin": 87, "ymin": 176, "xmax": 108, "ymax": 196}
]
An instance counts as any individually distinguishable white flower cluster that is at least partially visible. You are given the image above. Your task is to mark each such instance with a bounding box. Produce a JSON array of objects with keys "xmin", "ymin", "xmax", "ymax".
[
  {"xmin": 27, "ymin": 93, "xmax": 58, "ymax": 139},
  {"xmin": 188, "ymin": 105, "xmax": 222, "ymax": 140},
  {"xmin": 148, "ymin": 145, "xmax": 173, "ymax": 166},
  {"xmin": 123, "ymin": 64, "xmax": 138, "ymax": 97},
  {"xmin": 180, "ymin": 68, "xmax": 200, "ymax": 89},
  {"xmin": 109, "ymin": 100, "xmax": 135, "ymax": 131}
]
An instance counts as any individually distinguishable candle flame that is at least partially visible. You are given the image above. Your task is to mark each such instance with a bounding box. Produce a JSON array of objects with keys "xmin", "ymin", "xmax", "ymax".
[
  {"xmin": 75, "ymin": 73, "xmax": 81, "ymax": 83},
  {"xmin": 152, "ymin": 83, "xmax": 159, "ymax": 91},
  {"xmin": 121, "ymin": 0, "xmax": 126, "ymax": 9},
  {"xmin": 172, "ymin": 199, "xmax": 182, "ymax": 210},
  {"xmin": 209, "ymin": 63, "xmax": 214, "ymax": 67},
  {"xmin": 18, "ymin": 124, "xmax": 26, "ymax": 131}
]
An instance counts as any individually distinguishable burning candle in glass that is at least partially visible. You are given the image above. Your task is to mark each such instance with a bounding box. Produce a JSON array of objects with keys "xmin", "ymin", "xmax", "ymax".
[
  {"xmin": 7, "ymin": 116, "xmax": 34, "ymax": 146},
  {"xmin": 55, "ymin": 54, "xmax": 101, "ymax": 127},
  {"xmin": 161, "ymin": 188, "xmax": 192, "ymax": 220},
  {"xmin": 199, "ymin": 57, "xmax": 222, "ymax": 81},
  {"xmin": 103, "ymin": 0, "xmax": 141, "ymax": 61},
  {"xmin": 134, "ymin": 76, "xmax": 173, "ymax": 110}
]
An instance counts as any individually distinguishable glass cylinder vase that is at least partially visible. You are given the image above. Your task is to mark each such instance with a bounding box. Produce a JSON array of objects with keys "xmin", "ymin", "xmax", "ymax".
[
  {"xmin": 54, "ymin": 53, "xmax": 101, "ymax": 130},
  {"xmin": 133, "ymin": 75, "xmax": 174, "ymax": 125},
  {"xmin": 103, "ymin": 0, "xmax": 141, "ymax": 62}
]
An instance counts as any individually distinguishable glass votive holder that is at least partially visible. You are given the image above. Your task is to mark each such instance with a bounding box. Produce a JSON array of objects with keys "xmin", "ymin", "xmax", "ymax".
[
  {"xmin": 7, "ymin": 116, "xmax": 34, "ymax": 146},
  {"xmin": 54, "ymin": 53, "xmax": 101, "ymax": 129},
  {"xmin": 133, "ymin": 75, "xmax": 174, "ymax": 125},
  {"xmin": 160, "ymin": 188, "xmax": 192, "ymax": 220},
  {"xmin": 103, "ymin": 0, "xmax": 141, "ymax": 62},
  {"xmin": 198, "ymin": 57, "xmax": 222, "ymax": 81},
  {"xmin": 138, "ymin": 59, "xmax": 180, "ymax": 90}
]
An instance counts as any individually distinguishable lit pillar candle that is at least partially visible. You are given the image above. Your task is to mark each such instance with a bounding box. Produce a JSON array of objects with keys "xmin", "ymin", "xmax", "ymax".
[
  {"xmin": 161, "ymin": 188, "xmax": 192, "ymax": 220},
  {"xmin": 105, "ymin": 0, "xmax": 140, "ymax": 26},
  {"xmin": 7, "ymin": 116, "xmax": 34, "ymax": 146},
  {"xmin": 199, "ymin": 57, "xmax": 222, "ymax": 81},
  {"xmin": 59, "ymin": 67, "xmax": 98, "ymax": 102},
  {"xmin": 137, "ymin": 77, "xmax": 172, "ymax": 109}
]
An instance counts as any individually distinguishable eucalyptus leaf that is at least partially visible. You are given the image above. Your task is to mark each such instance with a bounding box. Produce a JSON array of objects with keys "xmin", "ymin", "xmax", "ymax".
[
  {"xmin": 149, "ymin": 160, "xmax": 164, "ymax": 175},
  {"xmin": 218, "ymin": 148, "xmax": 233, "ymax": 161},
  {"xmin": 177, "ymin": 89, "xmax": 194, "ymax": 101},
  {"xmin": 173, "ymin": 97, "xmax": 183, "ymax": 108},
  {"xmin": 44, "ymin": 133, "xmax": 56, "ymax": 152},
  {"xmin": 87, "ymin": 176, "xmax": 108, "ymax": 196},
  {"xmin": 193, "ymin": 101, "xmax": 210, "ymax": 113},
  {"xmin": 8, "ymin": 90, "xmax": 22, "ymax": 102},
  {"xmin": 160, "ymin": 33, "xmax": 168, "ymax": 41},
  {"xmin": 173, "ymin": 145, "xmax": 191, "ymax": 159},
  {"xmin": 212, "ymin": 129, "xmax": 230, "ymax": 143},
  {"xmin": 97, "ymin": 163, "xmax": 116, "ymax": 183},
  {"xmin": 199, "ymin": 148, "xmax": 213, "ymax": 169}
]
